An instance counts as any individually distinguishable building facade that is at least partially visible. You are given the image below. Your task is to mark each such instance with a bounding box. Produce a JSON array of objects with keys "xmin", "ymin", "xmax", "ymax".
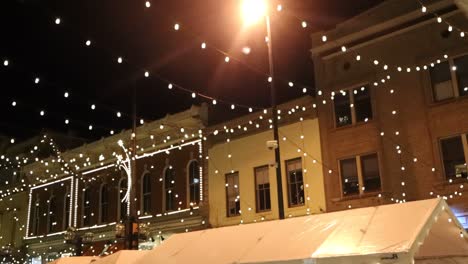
[
  {"xmin": 22, "ymin": 105, "xmax": 208, "ymax": 262},
  {"xmin": 311, "ymin": 0, "xmax": 468, "ymax": 225},
  {"xmin": 206, "ymin": 96, "xmax": 327, "ymax": 227}
]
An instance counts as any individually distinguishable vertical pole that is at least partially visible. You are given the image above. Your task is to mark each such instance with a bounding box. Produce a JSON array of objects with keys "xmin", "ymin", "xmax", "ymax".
[{"xmin": 266, "ymin": 15, "xmax": 285, "ymax": 220}]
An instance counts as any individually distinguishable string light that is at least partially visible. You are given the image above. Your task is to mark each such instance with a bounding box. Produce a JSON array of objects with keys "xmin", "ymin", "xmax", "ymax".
[
  {"xmin": 11, "ymin": 101, "xmax": 16, "ymax": 107},
  {"xmin": 144, "ymin": 71, "xmax": 149, "ymax": 78},
  {"xmin": 54, "ymin": 18, "xmax": 61, "ymax": 25},
  {"xmin": 85, "ymin": 40, "xmax": 91, "ymax": 46},
  {"xmin": 34, "ymin": 77, "xmax": 40, "ymax": 84},
  {"xmin": 40, "ymin": 110, "xmax": 45, "ymax": 116},
  {"xmin": 224, "ymin": 56, "xmax": 230, "ymax": 63},
  {"xmin": 117, "ymin": 57, "xmax": 123, "ymax": 63},
  {"xmin": 201, "ymin": 42, "xmax": 206, "ymax": 49},
  {"xmin": 3, "ymin": 59, "xmax": 9, "ymax": 66},
  {"xmin": 174, "ymin": 23, "xmax": 180, "ymax": 31},
  {"xmin": 145, "ymin": 1, "xmax": 151, "ymax": 8},
  {"xmin": 301, "ymin": 21, "xmax": 307, "ymax": 28},
  {"xmin": 276, "ymin": 4, "xmax": 282, "ymax": 11},
  {"xmin": 64, "ymin": 92, "xmax": 69, "ymax": 98}
]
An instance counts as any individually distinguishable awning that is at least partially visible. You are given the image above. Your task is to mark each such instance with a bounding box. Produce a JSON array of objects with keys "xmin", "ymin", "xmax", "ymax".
[
  {"xmin": 91, "ymin": 250, "xmax": 149, "ymax": 264},
  {"xmin": 139, "ymin": 198, "xmax": 468, "ymax": 264},
  {"xmin": 48, "ymin": 256, "xmax": 98, "ymax": 264}
]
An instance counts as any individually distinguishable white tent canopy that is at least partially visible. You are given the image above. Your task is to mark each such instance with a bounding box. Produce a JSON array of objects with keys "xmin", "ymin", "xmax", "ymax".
[{"xmin": 139, "ymin": 198, "xmax": 468, "ymax": 264}]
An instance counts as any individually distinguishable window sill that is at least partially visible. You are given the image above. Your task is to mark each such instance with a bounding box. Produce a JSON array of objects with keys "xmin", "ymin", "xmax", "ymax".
[
  {"xmin": 331, "ymin": 191, "xmax": 383, "ymax": 202},
  {"xmin": 331, "ymin": 119, "xmax": 375, "ymax": 132},
  {"xmin": 428, "ymin": 95, "xmax": 468, "ymax": 108}
]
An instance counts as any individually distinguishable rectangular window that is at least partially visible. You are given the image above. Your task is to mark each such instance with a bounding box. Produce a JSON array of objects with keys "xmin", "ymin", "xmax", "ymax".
[
  {"xmin": 340, "ymin": 153, "xmax": 382, "ymax": 197},
  {"xmin": 430, "ymin": 61, "xmax": 454, "ymax": 101},
  {"xmin": 286, "ymin": 158, "xmax": 304, "ymax": 207},
  {"xmin": 454, "ymin": 55, "xmax": 468, "ymax": 97},
  {"xmin": 361, "ymin": 154, "xmax": 381, "ymax": 192},
  {"xmin": 340, "ymin": 158, "xmax": 359, "ymax": 196},
  {"xmin": 255, "ymin": 166, "xmax": 271, "ymax": 212},
  {"xmin": 334, "ymin": 85, "xmax": 372, "ymax": 127},
  {"xmin": 440, "ymin": 135, "xmax": 467, "ymax": 179},
  {"xmin": 226, "ymin": 172, "xmax": 240, "ymax": 217}
]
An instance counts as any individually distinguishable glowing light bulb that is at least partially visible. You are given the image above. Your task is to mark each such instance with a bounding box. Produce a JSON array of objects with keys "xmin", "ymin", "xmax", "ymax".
[
  {"xmin": 201, "ymin": 42, "xmax": 206, "ymax": 49},
  {"xmin": 10, "ymin": 138, "xmax": 15, "ymax": 144},
  {"xmin": 421, "ymin": 6, "xmax": 427, "ymax": 13},
  {"xmin": 192, "ymin": 93, "xmax": 196, "ymax": 98},
  {"xmin": 212, "ymin": 99, "xmax": 217, "ymax": 105},
  {"xmin": 144, "ymin": 71, "xmax": 149, "ymax": 77},
  {"xmin": 145, "ymin": 1, "xmax": 151, "ymax": 8},
  {"xmin": 3, "ymin": 60, "xmax": 9, "ymax": 66},
  {"xmin": 277, "ymin": 4, "xmax": 282, "ymax": 11},
  {"xmin": 341, "ymin": 46, "xmax": 347, "ymax": 52},
  {"xmin": 242, "ymin": 46, "xmax": 251, "ymax": 55},
  {"xmin": 322, "ymin": 35, "xmax": 327, "ymax": 42},
  {"xmin": 301, "ymin": 21, "xmax": 307, "ymax": 28},
  {"xmin": 40, "ymin": 110, "xmax": 45, "ymax": 116},
  {"xmin": 116, "ymin": 112, "xmax": 121, "ymax": 118},
  {"xmin": 356, "ymin": 55, "xmax": 361, "ymax": 61},
  {"xmin": 225, "ymin": 56, "xmax": 230, "ymax": 62},
  {"xmin": 117, "ymin": 57, "xmax": 123, "ymax": 63},
  {"xmin": 448, "ymin": 25, "xmax": 453, "ymax": 32},
  {"xmin": 231, "ymin": 104, "xmax": 235, "ymax": 110},
  {"xmin": 302, "ymin": 88, "xmax": 307, "ymax": 93},
  {"xmin": 85, "ymin": 40, "xmax": 91, "ymax": 46},
  {"xmin": 91, "ymin": 104, "xmax": 96, "ymax": 110},
  {"xmin": 288, "ymin": 82, "xmax": 294, "ymax": 87},
  {"xmin": 168, "ymin": 83, "xmax": 173, "ymax": 89},
  {"xmin": 11, "ymin": 101, "xmax": 16, "ymax": 107},
  {"xmin": 34, "ymin": 77, "xmax": 40, "ymax": 84},
  {"xmin": 55, "ymin": 18, "xmax": 61, "ymax": 25},
  {"xmin": 437, "ymin": 17, "xmax": 442, "ymax": 23},
  {"xmin": 88, "ymin": 125, "xmax": 93, "ymax": 130},
  {"xmin": 65, "ymin": 119, "xmax": 69, "ymax": 124},
  {"xmin": 64, "ymin": 92, "xmax": 69, "ymax": 98},
  {"xmin": 174, "ymin": 23, "xmax": 180, "ymax": 30}
]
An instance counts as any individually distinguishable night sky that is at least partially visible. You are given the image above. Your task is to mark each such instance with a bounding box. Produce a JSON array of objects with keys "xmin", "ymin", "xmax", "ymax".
[{"xmin": 0, "ymin": 0, "xmax": 383, "ymax": 142}]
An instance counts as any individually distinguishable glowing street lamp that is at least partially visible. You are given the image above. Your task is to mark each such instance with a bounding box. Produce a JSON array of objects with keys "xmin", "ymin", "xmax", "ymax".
[{"xmin": 241, "ymin": 0, "xmax": 286, "ymax": 220}]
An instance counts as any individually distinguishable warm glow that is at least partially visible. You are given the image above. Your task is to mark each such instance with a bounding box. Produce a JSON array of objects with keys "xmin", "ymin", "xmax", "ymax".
[{"xmin": 241, "ymin": 0, "xmax": 267, "ymax": 26}]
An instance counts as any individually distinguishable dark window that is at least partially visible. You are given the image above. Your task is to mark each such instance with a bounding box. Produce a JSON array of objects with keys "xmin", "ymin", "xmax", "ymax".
[
  {"xmin": 64, "ymin": 193, "xmax": 70, "ymax": 230},
  {"xmin": 32, "ymin": 204, "xmax": 40, "ymax": 235},
  {"xmin": 188, "ymin": 161, "xmax": 200, "ymax": 205},
  {"xmin": 430, "ymin": 61, "xmax": 454, "ymax": 101},
  {"xmin": 361, "ymin": 154, "xmax": 381, "ymax": 192},
  {"xmin": 164, "ymin": 168, "xmax": 175, "ymax": 211},
  {"xmin": 286, "ymin": 158, "xmax": 304, "ymax": 206},
  {"xmin": 83, "ymin": 188, "xmax": 91, "ymax": 226},
  {"xmin": 340, "ymin": 158, "xmax": 359, "ymax": 196},
  {"xmin": 226, "ymin": 172, "xmax": 240, "ymax": 217},
  {"xmin": 47, "ymin": 197, "xmax": 56, "ymax": 233},
  {"xmin": 100, "ymin": 185, "xmax": 109, "ymax": 223},
  {"xmin": 255, "ymin": 166, "xmax": 271, "ymax": 212},
  {"xmin": 354, "ymin": 86, "xmax": 372, "ymax": 122},
  {"xmin": 454, "ymin": 55, "xmax": 468, "ymax": 97},
  {"xmin": 119, "ymin": 179, "xmax": 128, "ymax": 220},
  {"xmin": 441, "ymin": 136, "xmax": 467, "ymax": 179},
  {"xmin": 334, "ymin": 92, "xmax": 352, "ymax": 127},
  {"xmin": 142, "ymin": 174, "xmax": 151, "ymax": 214}
]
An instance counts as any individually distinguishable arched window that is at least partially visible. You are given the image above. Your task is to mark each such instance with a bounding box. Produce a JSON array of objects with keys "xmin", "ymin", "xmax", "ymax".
[
  {"xmin": 63, "ymin": 193, "xmax": 71, "ymax": 230},
  {"xmin": 188, "ymin": 161, "xmax": 200, "ymax": 205},
  {"xmin": 100, "ymin": 184, "xmax": 109, "ymax": 223},
  {"xmin": 47, "ymin": 196, "xmax": 57, "ymax": 233},
  {"xmin": 119, "ymin": 179, "xmax": 128, "ymax": 220},
  {"xmin": 82, "ymin": 188, "xmax": 91, "ymax": 227},
  {"xmin": 164, "ymin": 167, "xmax": 175, "ymax": 211},
  {"xmin": 142, "ymin": 173, "xmax": 151, "ymax": 215},
  {"xmin": 32, "ymin": 201, "xmax": 40, "ymax": 235}
]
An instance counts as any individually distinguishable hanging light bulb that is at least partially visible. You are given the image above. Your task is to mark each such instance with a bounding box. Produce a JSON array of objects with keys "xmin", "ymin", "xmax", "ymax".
[
  {"xmin": 192, "ymin": 93, "xmax": 196, "ymax": 98},
  {"xmin": 11, "ymin": 101, "xmax": 16, "ymax": 107},
  {"xmin": 144, "ymin": 71, "xmax": 149, "ymax": 77},
  {"xmin": 91, "ymin": 104, "xmax": 96, "ymax": 110},
  {"xmin": 201, "ymin": 42, "xmax": 206, "ymax": 49},
  {"xmin": 40, "ymin": 110, "xmax": 45, "ymax": 116},
  {"xmin": 421, "ymin": 6, "xmax": 427, "ymax": 13},
  {"xmin": 117, "ymin": 57, "xmax": 123, "ymax": 63},
  {"xmin": 85, "ymin": 40, "xmax": 91, "ymax": 46},
  {"xmin": 116, "ymin": 112, "xmax": 121, "ymax": 118},
  {"xmin": 174, "ymin": 23, "xmax": 180, "ymax": 30},
  {"xmin": 34, "ymin": 77, "xmax": 40, "ymax": 84},
  {"xmin": 3, "ymin": 60, "xmax": 9, "ymax": 66},
  {"xmin": 88, "ymin": 125, "xmax": 93, "ymax": 131},
  {"xmin": 225, "ymin": 56, "xmax": 230, "ymax": 63},
  {"xmin": 301, "ymin": 21, "xmax": 307, "ymax": 28},
  {"xmin": 321, "ymin": 35, "xmax": 327, "ymax": 42},
  {"xmin": 65, "ymin": 119, "xmax": 69, "ymax": 124},
  {"xmin": 55, "ymin": 18, "xmax": 61, "ymax": 25},
  {"xmin": 145, "ymin": 1, "xmax": 151, "ymax": 8},
  {"xmin": 212, "ymin": 99, "xmax": 217, "ymax": 105},
  {"xmin": 168, "ymin": 83, "xmax": 173, "ymax": 89},
  {"xmin": 64, "ymin": 92, "xmax": 69, "ymax": 98}
]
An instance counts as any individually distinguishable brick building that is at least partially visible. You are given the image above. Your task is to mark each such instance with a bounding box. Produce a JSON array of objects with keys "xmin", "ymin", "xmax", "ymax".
[
  {"xmin": 22, "ymin": 105, "xmax": 208, "ymax": 262},
  {"xmin": 311, "ymin": 0, "xmax": 468, "ymax": 224}
]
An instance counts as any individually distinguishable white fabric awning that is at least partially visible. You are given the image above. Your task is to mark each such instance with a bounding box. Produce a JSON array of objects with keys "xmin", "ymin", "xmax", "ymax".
[{"xmin": 139, "ymin": 198, "xmax": 468, "ymax": 264}]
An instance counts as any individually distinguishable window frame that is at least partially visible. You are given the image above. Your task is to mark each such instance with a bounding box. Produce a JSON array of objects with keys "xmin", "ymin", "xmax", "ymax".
[
  {"xmin": 99, "ymin": 184, "xmax": 109, "ymax": 224},
  {"xmin": 429, "ymin": 53, "xmax": 468, "ymax": 103},
  {"xmin": 187, "ymin": 160, "xmax": 201, "ymax": 206},
  {"xmin": 285, "ymin": 157, "xmax": 305, "ymax": 208},
  {"xmin": 225, "ymin": 171, "xmax": 241, "ymax": 217},
  {"xmin": 438, "ymin": 133, "xmax": 468, "ymax": 181},
  {"xmin": 338, "ymin": 152, "xmax": 382, "ymax": 198},
  {"xmin": 254, "ymin": 165, "xmax": 271, "ymax": 213},
  {"xmin": 332, "ymin": 83, "xmax": 373, "ymax": 128}
]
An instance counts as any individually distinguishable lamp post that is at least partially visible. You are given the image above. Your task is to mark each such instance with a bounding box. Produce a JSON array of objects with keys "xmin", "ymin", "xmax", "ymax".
[
  {"xmin": 64, "ymin": 227, "xmax": 94, "ymax": 256},
  {"xmin": 241, "ymin": 0, "xmax": 285, "ymax": 220}
]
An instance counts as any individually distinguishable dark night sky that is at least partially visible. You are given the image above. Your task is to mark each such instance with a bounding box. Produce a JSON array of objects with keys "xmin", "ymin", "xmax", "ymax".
[{"xmin": 0, "ymin": 0, "xmax": 383, "ymax": 142}]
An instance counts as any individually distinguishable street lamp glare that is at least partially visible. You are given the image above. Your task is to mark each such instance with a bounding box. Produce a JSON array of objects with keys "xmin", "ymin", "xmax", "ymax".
[{"xmin": 241, "ymin": 0, "xmax": 267, "ymax": 25}]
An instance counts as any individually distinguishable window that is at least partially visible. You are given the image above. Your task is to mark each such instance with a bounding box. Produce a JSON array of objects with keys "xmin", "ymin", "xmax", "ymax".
[
  {"xmin": 142, "ymin": 173, "xmax": 151, "ymax": 214},
  {"xmin": 100, "ymin": 185, "xmax": 109, "ymax": 223},
  {"xmin": 82, "ymin": 188, "xmax": 91, "ymax": 226},
  {"xmin": 334, "ymin": 85, "xmax": 372, "ymax": 127},
  {"xmin": 430, "ymin": 54, "xmax": 468, "ymax": 101},
  {"xmin": 255, "ymin": 166, "xmax": 271, "ymax": 212},
  {"xmin": 164, "ymin": 168, "xmax": 175, "ymax": 212},
  {"xmin": 188, "ymin": 161, "xmax": 200, "ymax": 205},
  {"xmin": 32, "ymin": 202, "xmax": 40, "ymax": 235},
  {"xmin": 119, "ymin": 179, "xmax": 128, "ymax": 220},
  {"xmin": 226, "ymin": 172, "xmax": 240, "ymax": 217},
  {"xmin": 47, "ymin": 196, "xmax": 56, "ymax": 233},
  {"xmin": 440, "ymin": 135, "xmax": 468, "ymax": 180},
  {"xmin": 340, "ymin": 153, "xmax": 382, "ymax": 197},
  {"xmin": 286, "ymin": 158, "xmax": 304, "ymax": 207},
  {"xmin": 64, "ymin": 193, "xmax": 70, "ymax": 230}
]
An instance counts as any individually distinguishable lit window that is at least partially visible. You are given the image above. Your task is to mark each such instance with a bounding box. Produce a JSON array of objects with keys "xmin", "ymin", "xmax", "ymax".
[
  {"xmin": 255, "ymin": 166, "xmax": 271, "ymax": 212},
  {"xmin": 440, "ymin": 135, "xmax": 468, "ymax": 180},
  {"xmin": 188, "ymin": 161, "xmax": 200, "ymax": 205},
  {"xmin": 286, "ymin": 158, "xmax": 304, "ymax": 207},
  {"xmin": 226, "ymin": 172, "xmax": 240, "ymax": 217}
]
